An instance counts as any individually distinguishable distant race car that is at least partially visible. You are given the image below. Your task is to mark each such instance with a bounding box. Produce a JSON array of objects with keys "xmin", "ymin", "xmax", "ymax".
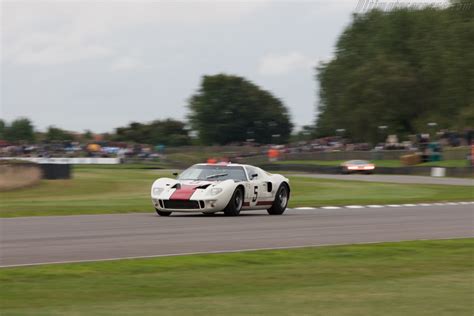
[
  {"xmin": 341, "ymin": 160, "xmax": 375, "ymax": 174},
  {"xmin": 151, "ymin": 163, "xmax": 290, "ymax": 216}
]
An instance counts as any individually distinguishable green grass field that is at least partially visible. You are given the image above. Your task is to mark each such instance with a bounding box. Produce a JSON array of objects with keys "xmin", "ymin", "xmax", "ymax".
[
  {"xmin": 275, "ymin": 159, "xmax": 470, "ymax": 168},
  {"xmin": 0, "ymin": 167, "xmax": 472, "ymax": 217},
  {"xmin": 0, "ymin": 239, "xmax": 472, "ymax": 315},
  {"xmin": 288, "ymin": 176, "xmax": 473, "ymax": 207}
]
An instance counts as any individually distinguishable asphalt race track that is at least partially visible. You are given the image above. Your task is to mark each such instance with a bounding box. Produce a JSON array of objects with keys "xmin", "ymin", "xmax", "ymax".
[
  {"xmin": 293, "ymin": 174, "xmax": 474, "ymax": 186},
  {"xmin": 1, "ymin": 204, "xmax": 472, "ymax": 267}
]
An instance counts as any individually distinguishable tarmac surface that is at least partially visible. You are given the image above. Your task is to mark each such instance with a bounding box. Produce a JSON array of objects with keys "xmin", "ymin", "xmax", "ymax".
[
  {"xmin": 294, "ymin": 173, "xmax": 474, "ymax": 186},
  {"xmin": 1, "ymin": 204, "xmax": 472, "ymax": 267}
]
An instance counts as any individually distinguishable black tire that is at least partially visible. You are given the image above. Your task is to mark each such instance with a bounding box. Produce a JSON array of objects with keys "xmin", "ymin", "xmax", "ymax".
[
  {"xmin": 223, "ymin": 187, "xmax": 244, "ymax": 216},
  {"xmin": 155, "ymin": 209, "xmax": 172, "ymax": 216},
  {"xmin": 267, "ymin": 184, "xmax": 289, "ymax": 215}
]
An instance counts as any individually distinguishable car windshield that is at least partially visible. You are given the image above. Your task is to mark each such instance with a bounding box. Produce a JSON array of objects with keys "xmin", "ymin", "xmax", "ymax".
[
  {"xmin": 348, "ymin": 160, "xmax": 368, "ymax": 165},
  {"xmin": 177, "ymin": 165, "xmax": 247, "ymax": 181}
]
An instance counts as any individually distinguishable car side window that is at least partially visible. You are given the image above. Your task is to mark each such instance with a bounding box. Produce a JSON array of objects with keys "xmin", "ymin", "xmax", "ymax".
[
  {"xmin": 256, "ymin": 168, "xmax": 266, "ymax": 178},
  {"xmin": 246, "ymin": 166, "xmax": 259, "ymax": 180}
]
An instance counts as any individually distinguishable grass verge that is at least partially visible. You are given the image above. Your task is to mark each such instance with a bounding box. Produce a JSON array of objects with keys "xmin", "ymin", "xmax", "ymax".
[
  {"xmin": 1, "ymin": 168, "xmax": 473, "ymax": 217},
  {"xmin": 0, "ymin": 239, "xmax": 472, "ymax": 315},
  {"xmin": 275, "ymin": 159, "xmax": 471, "ymax": 168},
  {"xmin": 288, "ymin": 175, "xmax": 474, "ymax": 207}
]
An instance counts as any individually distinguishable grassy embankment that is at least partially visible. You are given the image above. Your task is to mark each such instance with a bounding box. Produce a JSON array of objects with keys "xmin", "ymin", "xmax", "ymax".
[
  {"xmin": 0, "ymin": 239, "xmax": 472, "ymax": 315},
  {"xmin": 0, "ymin": 166, "xmax": 472, "ymax": 217},
  {"xmin": 275, "ymin": 160, "xmax": 470, "ymax": 168}
]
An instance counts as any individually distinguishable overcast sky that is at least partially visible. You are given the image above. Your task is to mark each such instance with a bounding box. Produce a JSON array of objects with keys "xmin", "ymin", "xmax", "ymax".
[{"xmin": 1, "ymin": 0, "xmax": 443, "ymax": 133}]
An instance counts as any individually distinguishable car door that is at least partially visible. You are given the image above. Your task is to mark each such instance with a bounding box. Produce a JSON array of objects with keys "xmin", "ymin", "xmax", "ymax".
[
  {"xmin": 255, "ymin": 168, "xmax": 273, "ymax": 201},
  {"xmin": 245, "ymin": 166, "xmax": 265, "ymax": 207}
]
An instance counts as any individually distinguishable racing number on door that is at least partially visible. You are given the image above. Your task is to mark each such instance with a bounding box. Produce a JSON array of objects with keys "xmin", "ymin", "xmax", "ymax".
[{"xmin": 252, "ymin": 186, "xmax": 258, "ymax": 202}]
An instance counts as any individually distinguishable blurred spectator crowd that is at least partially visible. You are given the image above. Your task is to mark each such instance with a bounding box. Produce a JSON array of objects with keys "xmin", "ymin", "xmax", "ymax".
[
  {"xmin": 0, "ymin": 129, "xmax": 472, "ymax": 162},
  {"xmin": 0, "ymin": 141, "xmax": 164, "ymax": 161}
]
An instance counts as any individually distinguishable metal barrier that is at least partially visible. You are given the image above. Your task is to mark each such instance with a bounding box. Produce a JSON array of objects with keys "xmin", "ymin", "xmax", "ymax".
[{"xmin": 39, "ymin": 164, "xmax": 71, "ymax": 179}]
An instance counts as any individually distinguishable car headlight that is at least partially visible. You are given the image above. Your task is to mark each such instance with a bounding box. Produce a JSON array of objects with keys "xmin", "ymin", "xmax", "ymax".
[
  {"xmin": 210, "ymin": 188, "xmax": 223, "ymax": 195},
  {"xmin": 153, "ymin": 188, "xmax": 164, "ymax": 196}
]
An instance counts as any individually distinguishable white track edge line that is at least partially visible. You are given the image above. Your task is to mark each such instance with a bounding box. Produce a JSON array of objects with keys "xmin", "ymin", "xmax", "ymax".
[
  {"xmin": 1, "ymin": 236, "xmax": 471, "ymax": 269},
  {"xmin": 292, "ymin": 201, "xmax": 473, "ymax": 210}
]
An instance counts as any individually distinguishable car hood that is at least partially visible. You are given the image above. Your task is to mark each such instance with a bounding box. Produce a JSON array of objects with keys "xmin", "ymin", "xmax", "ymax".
[
  {"xmin": 177, "ymin": 180, "xmax": 214, "ymax": 187},
  {"xmin": 167, "ymin": 179, "xmax": 232, "ymax": 200}
]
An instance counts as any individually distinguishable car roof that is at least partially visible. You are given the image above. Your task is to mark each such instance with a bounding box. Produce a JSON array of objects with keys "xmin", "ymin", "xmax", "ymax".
[
  {"xmin": 194, "ymin": 163, "xmax": 249, "ymax": 168},
  {"xmin": 192, "ymin": 163, "xmax": 273, "ymax": 178},
  {"xmin": 345, "ymin": 160, "xmax": 369, "ymax": 164}
]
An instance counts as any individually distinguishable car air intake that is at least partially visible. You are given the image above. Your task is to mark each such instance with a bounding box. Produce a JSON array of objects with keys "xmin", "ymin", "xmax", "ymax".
[{"xmin": 163, "ymin": 200, "xmax": 200, "ymax": 209}]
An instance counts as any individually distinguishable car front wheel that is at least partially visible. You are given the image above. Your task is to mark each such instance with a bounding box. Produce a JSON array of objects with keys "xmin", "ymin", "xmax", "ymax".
[
  {"xmin": 155, "ymin": 209, "xmax": 172, "ymax": 216},
  {"xmin": 223, "ymin": 187, "xmax": 243, "ymax": 216}
]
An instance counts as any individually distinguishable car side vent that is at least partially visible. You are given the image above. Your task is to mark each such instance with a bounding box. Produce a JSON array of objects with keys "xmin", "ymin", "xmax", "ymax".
[{"xmin": 197, "ymin": 184, "xmax": 211, "ymax": 189}]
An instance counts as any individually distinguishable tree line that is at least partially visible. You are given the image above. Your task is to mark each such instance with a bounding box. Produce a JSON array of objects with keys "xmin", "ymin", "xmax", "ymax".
[
  {"xmin": 0, "ymin": 117, "xmax": 191, "ymax": 146},
  {"xmin": 315, "ymin": 2, "xmax": 473, "ymax": 143}
]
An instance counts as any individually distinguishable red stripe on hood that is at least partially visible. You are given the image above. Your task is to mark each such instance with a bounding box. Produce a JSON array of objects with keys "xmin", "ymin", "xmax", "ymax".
[{"xmin": 169, "ymin": 185, "xmax": 199, "ymax": 200}]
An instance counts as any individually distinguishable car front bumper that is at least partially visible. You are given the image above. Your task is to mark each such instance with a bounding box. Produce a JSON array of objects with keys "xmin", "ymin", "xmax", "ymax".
[{"xmin": 152, "ymin": 198, "xmax": 228, "ymax": 212}]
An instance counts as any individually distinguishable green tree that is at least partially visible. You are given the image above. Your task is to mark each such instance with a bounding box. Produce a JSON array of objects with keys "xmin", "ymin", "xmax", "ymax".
[
  {"xmin": 113, "ymin": 119, "xmax": 190, "ymax": 146},
  {"xmin": 45, "ymin": 126, "xmax": 74, "ymax": 142},
  {"xmin": 188, "ymin": 74, "xmax": 293, "ymax": 145},
  {"xmin": 4, "ymin": 118, "xmax": 35, "ymax": 142},
  {"xmin": 291, "ymin": 125, "xmax": 315, "ymax": 143},
  {"xmin": 83, "ymin": 130, "xmax": 94, "ymax": 141},
  {"xmin": 148, "ymin": 119, "xmax": 190, "ymax": 146},
  {"xmin": 315, "ymin": 4, "xmax": 474, "ymax": 143},
  {"xmin": 0, "ymin": 119, "xmax": 5, "ymax": 140}
]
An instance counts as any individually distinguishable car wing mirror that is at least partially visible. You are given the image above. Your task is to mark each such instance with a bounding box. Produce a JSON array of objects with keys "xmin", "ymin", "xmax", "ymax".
[
  {"xmin": 251, "ymin": 173, "xmax": 258, "ymax": 179},
  {"xmin": 172, "ymin": 172, "xmax": 178, "ymax": 177}
]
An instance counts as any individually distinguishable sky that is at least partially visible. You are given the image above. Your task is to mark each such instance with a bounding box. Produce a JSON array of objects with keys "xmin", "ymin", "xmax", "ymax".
[{"xmin": 1, "ymin": 0, "xmax": 448, "ymax": 133}]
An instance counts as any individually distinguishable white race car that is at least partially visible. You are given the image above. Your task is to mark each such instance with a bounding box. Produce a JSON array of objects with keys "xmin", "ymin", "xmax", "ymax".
[{"xmin": 151, "ymin": 163, "xmax": 290, "ymax": 216}]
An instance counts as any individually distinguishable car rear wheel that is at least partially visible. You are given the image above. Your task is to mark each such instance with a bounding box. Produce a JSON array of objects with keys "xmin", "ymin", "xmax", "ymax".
[
  {"xmin": 267, "ymin": 184, "xmax": 289, "ymax": 215},
  {"xmin": 223, "ymin": 187, "xmax": 243, "ymax": 216},
  {"xmin": 155, "ymin": 209, "xmax": 172, "ymax": 216}
]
